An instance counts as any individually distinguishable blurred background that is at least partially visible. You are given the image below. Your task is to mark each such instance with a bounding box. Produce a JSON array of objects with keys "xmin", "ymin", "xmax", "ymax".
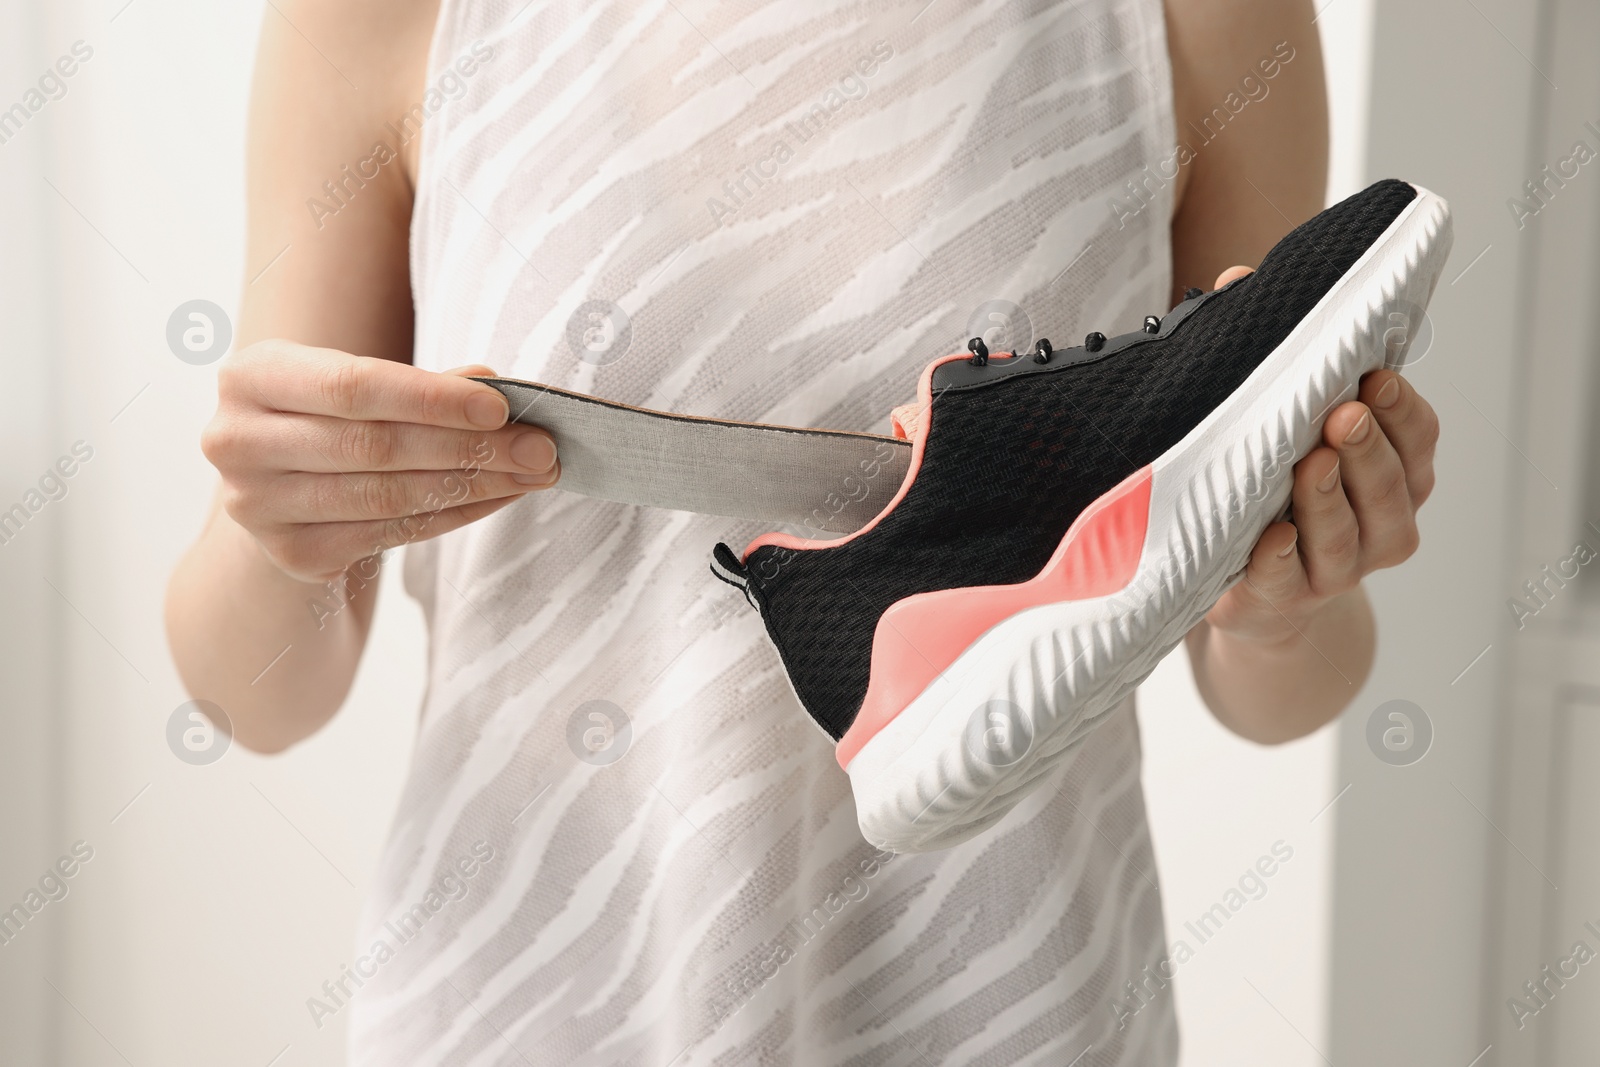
[{"xmin": 1, "ymin": 0, "xmax": 1594, "ymax": 1064}]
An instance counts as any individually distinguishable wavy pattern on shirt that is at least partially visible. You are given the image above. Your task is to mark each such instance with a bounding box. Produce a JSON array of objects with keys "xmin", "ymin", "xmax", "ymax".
[{"xmin": 352, "ymin": 0, "xmax": 1180, "ymax": 1063}]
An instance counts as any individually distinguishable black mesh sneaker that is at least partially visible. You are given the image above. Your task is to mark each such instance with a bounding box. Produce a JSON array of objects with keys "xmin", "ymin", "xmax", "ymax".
[{"xmin": 711, "ymin": 178, "xmax": 1452, "ymax": 853}]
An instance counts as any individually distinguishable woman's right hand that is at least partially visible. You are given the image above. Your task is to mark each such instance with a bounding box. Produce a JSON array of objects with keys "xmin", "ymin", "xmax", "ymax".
[{"xmin": 201, "ymin": 340, "xmax": 559, "ymax": 583}]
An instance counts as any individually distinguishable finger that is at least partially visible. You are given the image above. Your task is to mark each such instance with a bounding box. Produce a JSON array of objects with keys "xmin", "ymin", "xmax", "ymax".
[
  {"xmin": 247, "ymin": 466, "xmax": 557, "ymax": 525},
  {"xmin": 1359, "ymin": 370, "xmax": 1439, "ymax": 505},
  {"xmin": 232, "ymin": 413, "xmax": 558, "ymax": 476},
  {"xmin": 1213, "ymin": 265, "xmax": 1254, "ymax": 288},
  {"xmin": 1290, "ymin": 446, "xmax": 1362, "ymax": 598},
  {"xmin": 1324, "ymin": 400, "xmax": 1419, "ymax": 569},
  {"xmin": 1209, "ymin": 522, "xmax": 1312, "ymax": 632},
  {"xmin": 1241, "ymin": 522, "xmax": 1312, "ymax": 605},
  {"xmin": 266, "ymin": 495, "xmax": 527, "ymax": 582},
  {"xmin": 228, "ymin": 345, "xmax": 511, "ymax": 430}
]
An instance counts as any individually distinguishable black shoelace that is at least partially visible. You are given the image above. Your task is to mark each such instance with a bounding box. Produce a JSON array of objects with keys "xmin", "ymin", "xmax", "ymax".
[{"xmin": 964, "ymin": 286, "xmax": 1207, "ymax": 368}]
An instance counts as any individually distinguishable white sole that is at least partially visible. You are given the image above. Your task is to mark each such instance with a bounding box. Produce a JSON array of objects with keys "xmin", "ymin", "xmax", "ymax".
[{"xmin": 847, "ymin": 185, "xmax": 1454, "ymax": 853}]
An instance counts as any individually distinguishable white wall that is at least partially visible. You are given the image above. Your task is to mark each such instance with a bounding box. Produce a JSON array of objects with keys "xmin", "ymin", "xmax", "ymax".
[
  {"xmin": 7, "ymin": 3, "xmax": 421, "ymax": 1063},
  {"xmin": 0, "ymin": 2, "xmax": 1373, "ymax": 1064},
  {"xmin": 1328, "ymin": 0, "xmax": 1553, "ymax": 1061},
  {"xmin": 0, "ymin": 1, "xmax": 66, "ymax": 1062}
]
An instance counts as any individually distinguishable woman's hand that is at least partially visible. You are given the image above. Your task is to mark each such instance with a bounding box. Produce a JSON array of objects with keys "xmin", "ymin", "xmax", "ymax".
[
  {"xmin": 1204, "ymin": 266, "xmax": 1441, "ymax": 643},
  {"xmin": 201, "ymin": 340, "xmax": 560, "ymax": 583}
]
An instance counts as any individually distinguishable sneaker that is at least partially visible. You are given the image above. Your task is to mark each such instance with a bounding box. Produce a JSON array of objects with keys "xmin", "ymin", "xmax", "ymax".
[{"xmin": 711, "ymin": 178, "xmax": 1453, "ymax": 853}]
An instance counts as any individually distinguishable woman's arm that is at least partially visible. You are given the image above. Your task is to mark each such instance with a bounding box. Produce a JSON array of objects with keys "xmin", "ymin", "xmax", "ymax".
[
  {"xmin": 1166, "ymin": 0, "xmax": 1328, "ymax": 299},
  {"xmin": 1167, "ymin": 0, "xmax": 1439, "ymax": 743},
  {"xmin": 165, "ymin": 0, "xmax": 559, "ymax": 752}
]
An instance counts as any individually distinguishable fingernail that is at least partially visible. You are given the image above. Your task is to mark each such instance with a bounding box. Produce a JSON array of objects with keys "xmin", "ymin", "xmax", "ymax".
[
  {"xmin": 511, "ymin": 431, "xmax": 557, "ymax": 472},
  {"xmin": 1318, "ymin": 460, "xmax": 1341, "ymax": 493},
  {"xmin": 1344, "ymin": 411, "xmax": 1371, "ymax": 445},
  {"xmin": 466, "ymin": 392, "xmax": 508, "ymax": 429},
  {"xmin": 1276, "ymin": 529, "xmax": 1299, "ymax": 558},
  {"xmin": 1374, "ymin": 377, "xmax": 1401, "ymax": 409},
  {"xmin": 512, "ymin": 471, "xmax": 555, "ymax": 486}
]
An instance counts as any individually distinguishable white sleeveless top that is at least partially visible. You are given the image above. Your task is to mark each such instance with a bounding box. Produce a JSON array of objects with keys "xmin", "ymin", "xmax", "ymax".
[{"xmin": 355, "ymin": 2, "xmax": 1179, "ymax": 1063}]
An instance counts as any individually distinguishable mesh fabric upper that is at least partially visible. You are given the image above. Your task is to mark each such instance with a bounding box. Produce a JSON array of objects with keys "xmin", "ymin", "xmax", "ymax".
[{"xmin": 745, "ymin": 179, "xmax": 1418, "ymax": 739}]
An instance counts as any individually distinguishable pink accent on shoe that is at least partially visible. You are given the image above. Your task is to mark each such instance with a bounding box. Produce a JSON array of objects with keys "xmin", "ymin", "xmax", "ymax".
[
  {"xmin": 889, "ymin": 403, "xmax": 921, "ymax": 441},
  {"xmin": 836, "ymin": 465, "xmax": 1154, "ymax": 770},
  {"xmin": 741, "ymin": 353, "xmax": 970, "ymax": 558}
]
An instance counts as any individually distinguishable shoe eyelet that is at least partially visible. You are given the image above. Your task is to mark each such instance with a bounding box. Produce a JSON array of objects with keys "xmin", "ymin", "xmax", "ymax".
[
  {"xmin": 1032, "ymin": 338, "xmax": 1053, "ymax": 364},
  {"xmin": 1143, "ymin": 315, "xmax": 1161, "ymax": 334},
  {"xmin": 1184, "ymin": 287, "xmax": 1204, "ymax": 301},
  {"xmin": 967, "ymin": 336, "xmax": 989, "ymax": 366},
  {"xmin": 1084, "ymin": 331, "xmax": 1105, "ymax": 352}
]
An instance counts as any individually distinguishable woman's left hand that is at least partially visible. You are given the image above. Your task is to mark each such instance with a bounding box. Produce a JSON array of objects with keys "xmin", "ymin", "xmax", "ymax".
[{"xmin": 1203, "ymin": 265, "xmax": 1441, "ymax": 643}]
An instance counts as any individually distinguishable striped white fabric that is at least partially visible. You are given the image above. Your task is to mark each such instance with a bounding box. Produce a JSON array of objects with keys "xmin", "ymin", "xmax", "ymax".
[{"xmin": 355, "ymin": 1, "xmax": 1180, "ymax": 1063}]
